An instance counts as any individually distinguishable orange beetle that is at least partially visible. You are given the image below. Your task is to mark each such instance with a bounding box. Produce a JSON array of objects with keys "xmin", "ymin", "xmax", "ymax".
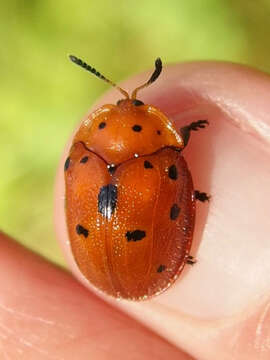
[{"xmin": 65, "ymin": 56, "xmax": 209, "ymax": 300}]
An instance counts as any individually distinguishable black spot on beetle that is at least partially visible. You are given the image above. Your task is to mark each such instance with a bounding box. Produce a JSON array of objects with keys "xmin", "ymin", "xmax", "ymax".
[
  {"xmin": 107, "ymin": 164, "xmax": 116, "ymax": 175},
  {"xmin": 80, "ymin": 156, "xmax": 89, "ymax": 163},
  {"xmin": 76, "ymin": 224, "xmax": 89, "ymax": 238},
  {"xmin": 126, "ymin": 230, "xmax": 146, "ymax": 242},
  {"xmin": 168, "ymin": 164, "xmax": 178, "ymax": 180},
  {"xmin": 132, "ymin": 124, "xmax": 142, "ymax": 132},
  {"xmin": 98, "ymin": 122, "xmax": 106, "ymax": 129},
  {"xmin": 64, "ymin": 157, "xmax": 70, "ymax": 171},
  {"xmin": 157, "ymin": 264, "xmax": 166, "ymax": 273},
  {"xmin": 98, "ymin": 184, "xmax": 117, "ymax": 219},
  {"xmin": 170, "ymin": 204, "xmax": 180, "ymax": 220},
  {"xmin": 144, "ymin": 160, "xmax": 153, "ymax": 169},
  {"xmin": 157, "ymin": 130, "xmax": 161, "ymax": 135},
  {"xmin": 132, "ymin": 99, "xmax": 144, "ymax": 106}
]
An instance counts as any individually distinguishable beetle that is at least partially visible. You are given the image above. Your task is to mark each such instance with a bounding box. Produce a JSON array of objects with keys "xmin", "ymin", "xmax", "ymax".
[{"xmin": 64, "ymin": 55, "xmax": 209, "ymax": 300}]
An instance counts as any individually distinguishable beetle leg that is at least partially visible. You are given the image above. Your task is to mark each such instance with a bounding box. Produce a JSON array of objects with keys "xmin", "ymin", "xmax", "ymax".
[
  {"xmin": 194, "ymin": 190, "xmax": 210, "ymax": 202},
  {"xmin": 180, "ymin": 120, "xmax": 209, "ymax": 147},
  {"xmin": 187, "ymin": 255, "xmax": 197, "ymax": 265}
]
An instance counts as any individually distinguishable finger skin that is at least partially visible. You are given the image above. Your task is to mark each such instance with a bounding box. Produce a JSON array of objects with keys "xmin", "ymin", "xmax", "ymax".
[
  {"xmin": 55, "ymin": 61, "xmax": 270, "ymax": 359},
  {"xmin": 0, "ymin": 232, "xmax": 191, "ymax": 360}
]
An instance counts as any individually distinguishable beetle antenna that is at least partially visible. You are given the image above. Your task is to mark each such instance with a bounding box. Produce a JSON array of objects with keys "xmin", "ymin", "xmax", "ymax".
[
  {"xmin": 131, "ymin": 58, "xmax": 162, "ymax": 100},
  {"xmin": 69, "ymin": 55, "xmax": 129, "ymax": 99}
]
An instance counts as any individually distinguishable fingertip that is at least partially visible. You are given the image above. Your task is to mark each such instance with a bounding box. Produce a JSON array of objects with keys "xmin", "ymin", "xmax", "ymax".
[{"xmin": 54, "ymin": 60, "xmax": 270, "ymax": 327}]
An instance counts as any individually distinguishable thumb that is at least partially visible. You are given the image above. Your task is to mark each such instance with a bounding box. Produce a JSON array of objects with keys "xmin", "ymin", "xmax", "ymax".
[{"xmin": 55, "ymin": 61, "xmax": 270, "ymax": 360}]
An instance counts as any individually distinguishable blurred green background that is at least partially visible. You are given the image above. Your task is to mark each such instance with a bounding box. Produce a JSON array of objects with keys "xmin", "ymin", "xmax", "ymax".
[{"xmin": 1, "ymin": 1, "xmax": 270, "ymax": 266}]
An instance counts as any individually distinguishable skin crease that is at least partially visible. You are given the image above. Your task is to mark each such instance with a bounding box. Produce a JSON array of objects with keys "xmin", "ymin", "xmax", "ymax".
[{"xmin": 0, "ymin": 62, "xmax": 269, "ymax": 359}]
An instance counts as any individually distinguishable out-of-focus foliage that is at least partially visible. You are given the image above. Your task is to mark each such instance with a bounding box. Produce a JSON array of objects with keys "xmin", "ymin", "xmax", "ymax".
[{"xmin": 1, "ymin": 0, "xmax": 270, "ymax": 265}]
